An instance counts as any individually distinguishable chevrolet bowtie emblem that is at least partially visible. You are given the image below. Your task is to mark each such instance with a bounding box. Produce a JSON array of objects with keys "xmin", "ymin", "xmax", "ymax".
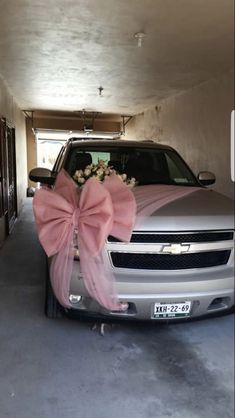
[{"xmin": 161, "ymin": 244, "xmax": 190, "ymax": 254}]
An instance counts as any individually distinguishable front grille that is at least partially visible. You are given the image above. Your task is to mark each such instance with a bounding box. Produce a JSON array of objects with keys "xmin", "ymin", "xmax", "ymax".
[
  {"xmin": 108, "ymin": 231, "xmax": 234, "ymax": 244},
  {"xmin": 110, "ymin": 250, "xmax": 231, "ymax": 270}
]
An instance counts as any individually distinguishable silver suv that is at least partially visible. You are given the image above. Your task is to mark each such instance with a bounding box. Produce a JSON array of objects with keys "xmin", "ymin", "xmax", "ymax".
[{"xmin": 29, "ymin": 139, "xmax": 234, "ymax": 320}]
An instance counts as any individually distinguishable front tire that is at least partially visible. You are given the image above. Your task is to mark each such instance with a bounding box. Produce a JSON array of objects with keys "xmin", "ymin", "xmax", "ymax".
[{"xmin": 45, "ymin": 264, "xmax": 63, "ymax": 318}]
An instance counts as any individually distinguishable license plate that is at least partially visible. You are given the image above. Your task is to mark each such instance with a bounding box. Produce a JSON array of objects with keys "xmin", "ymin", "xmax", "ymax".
[{"xmin": 153, "ymin": 301, "xmax": 191, "ymax": 318}]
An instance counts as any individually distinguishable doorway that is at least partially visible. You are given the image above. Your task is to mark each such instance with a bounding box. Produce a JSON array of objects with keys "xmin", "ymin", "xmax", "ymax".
[{"xmin": 0, "ymin": 117, "xmax": 17, "ymax": 237}]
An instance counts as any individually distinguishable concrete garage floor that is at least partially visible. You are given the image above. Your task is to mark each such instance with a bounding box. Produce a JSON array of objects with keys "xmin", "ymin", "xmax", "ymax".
[{"xmin": 0, "ymin": 200, "xmax": 234, "ymax": 418}]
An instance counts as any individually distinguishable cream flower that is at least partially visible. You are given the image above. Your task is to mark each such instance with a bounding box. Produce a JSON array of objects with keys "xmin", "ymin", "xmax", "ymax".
[
  {"xmin": 84, "ymin": 168, "xmax": 91, "ymax": 176},
  {"xmin": 73, "ymin": 162, "xmax": 137, "ymax": 188},
  {"xmin": 74, "ymin": 170, "xmax": 83, "ymax": 178},
  {"xmin": 97, "ymin": 168, "xmax": 104, "ymax": 176},
  {"xmin": 77, "ymin": 177, "xmax": 85, "ymax": 184},
  {"xmin": 98, "ymin": 159, "xmax": 106, "ymax": 166}
]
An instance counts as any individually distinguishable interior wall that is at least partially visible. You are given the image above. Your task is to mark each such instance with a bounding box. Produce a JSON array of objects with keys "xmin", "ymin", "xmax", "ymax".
[
  {"xmin": 125, "ymin": 70, "xmax": 234, "ymax": 199},
  {"xmin": 0, "ymin": 76, "xmax": 27, "ymax": 243},
  {"xmin": 27, "ymin": 117, "xmax": 121, "ymax": 187}
]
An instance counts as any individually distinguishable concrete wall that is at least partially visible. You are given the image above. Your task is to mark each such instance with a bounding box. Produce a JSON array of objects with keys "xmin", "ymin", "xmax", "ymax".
[
  {"xmin": 0, "ymin": 76, "xmax": 27, "ymax": 243},
  {"xmin": 125, "ymin": 70, "xmax": 234, "ymax": 199}
]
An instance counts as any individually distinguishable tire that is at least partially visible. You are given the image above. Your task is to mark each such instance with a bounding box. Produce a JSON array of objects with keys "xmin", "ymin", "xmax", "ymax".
[{"xmin": 45, "ymin": 264, "xmax": 63, "ymax": 319}]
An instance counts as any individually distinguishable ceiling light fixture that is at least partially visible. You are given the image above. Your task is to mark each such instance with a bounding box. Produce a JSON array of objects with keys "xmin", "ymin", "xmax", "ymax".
[
  {"xmin": 98, "ymin": 86, "xmax": 104, "ymax": 96},
  {"xmin": 134, "ymin": 32, "xmax": 146, "ymax": 47}
]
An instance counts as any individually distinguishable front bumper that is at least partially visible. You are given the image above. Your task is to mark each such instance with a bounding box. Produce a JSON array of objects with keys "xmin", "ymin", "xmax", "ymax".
[{"xmin": 68, "ymin": 260, "xmax": 234, "ymax": 320}]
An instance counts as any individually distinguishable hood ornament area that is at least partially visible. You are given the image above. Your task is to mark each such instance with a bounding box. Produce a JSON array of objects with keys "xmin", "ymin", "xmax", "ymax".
[{"xmin": 161, "ymin": 244, "xmax": 190, "ymax": 255}]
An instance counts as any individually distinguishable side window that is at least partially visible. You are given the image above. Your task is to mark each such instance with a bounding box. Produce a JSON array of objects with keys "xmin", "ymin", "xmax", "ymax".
[{"xmin": 52, "ymin": 146, "xmax": 66, "ymax": 174}]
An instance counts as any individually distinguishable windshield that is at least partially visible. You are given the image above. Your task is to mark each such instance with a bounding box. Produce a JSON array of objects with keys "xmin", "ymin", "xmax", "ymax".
[{"xmin": 65, "ymin": 146, "xmax": 199, "ymax": 187}]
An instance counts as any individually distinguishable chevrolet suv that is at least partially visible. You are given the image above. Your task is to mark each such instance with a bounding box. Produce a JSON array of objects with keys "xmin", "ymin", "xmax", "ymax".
[{"xmin": 29, "ymin": 138, "xmax": 234, "ymax": 320}]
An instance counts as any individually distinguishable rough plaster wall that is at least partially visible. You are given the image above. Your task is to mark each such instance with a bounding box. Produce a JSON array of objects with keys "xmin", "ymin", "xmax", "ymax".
[
  {"xmin": 125, "ymin": 71, "xmax": 234, "ymax": 199},
  {"xmin": 0, "ymin": 76, "xmax": 27, "ymax": 214}
]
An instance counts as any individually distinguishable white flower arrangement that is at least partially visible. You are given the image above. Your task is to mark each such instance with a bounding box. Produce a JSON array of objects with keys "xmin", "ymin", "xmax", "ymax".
[{"xmin": 73, "ymin": 160, "xmax": 137, "ymax": 188}]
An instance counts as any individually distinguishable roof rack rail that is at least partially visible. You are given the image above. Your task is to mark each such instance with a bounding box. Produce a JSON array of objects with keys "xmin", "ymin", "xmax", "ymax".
[
  {"xmin": 66, "ymin": 131, "xmax": 121, "ymax": 140},
  {"xmin": 67, "ymin": 136, "xmax": 120, "ymax": 142}
]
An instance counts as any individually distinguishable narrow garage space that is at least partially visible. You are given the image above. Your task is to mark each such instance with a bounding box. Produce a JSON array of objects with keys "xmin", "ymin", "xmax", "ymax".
[
  {"xmin": 0, "ymin": 199, "xmax": 234, "ymax": 418},
  {"xmin": 0, "ymin": 1, "xmax": 234, "ymax": 417}
]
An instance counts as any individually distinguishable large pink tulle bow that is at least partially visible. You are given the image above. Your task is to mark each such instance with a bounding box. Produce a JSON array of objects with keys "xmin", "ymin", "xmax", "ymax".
[{"xmin": 33, "ymin": 169, "xmax": 136, "ymax": 311}]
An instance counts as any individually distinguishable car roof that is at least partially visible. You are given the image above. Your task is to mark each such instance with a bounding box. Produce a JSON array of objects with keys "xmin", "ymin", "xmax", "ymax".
[{"xmin": 67, "ymin": 138, "xmax": 174, "ymax": 151}]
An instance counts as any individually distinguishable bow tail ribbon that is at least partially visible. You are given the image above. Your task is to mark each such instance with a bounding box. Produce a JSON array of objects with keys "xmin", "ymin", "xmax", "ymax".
[{"xmin": 50, "ymin": 229, "xmax": 75, "ymax": 308}]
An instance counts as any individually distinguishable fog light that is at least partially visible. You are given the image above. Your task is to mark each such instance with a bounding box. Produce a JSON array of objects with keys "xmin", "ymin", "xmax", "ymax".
[{"xmin": 69, "ymin": 294, "xmax": 82, "ymax": 304}]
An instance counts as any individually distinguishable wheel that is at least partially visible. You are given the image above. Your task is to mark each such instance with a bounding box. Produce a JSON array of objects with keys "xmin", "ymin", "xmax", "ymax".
[{"xmin": 45, "ymin": 263, "xmax": 63, "ymax": 319}]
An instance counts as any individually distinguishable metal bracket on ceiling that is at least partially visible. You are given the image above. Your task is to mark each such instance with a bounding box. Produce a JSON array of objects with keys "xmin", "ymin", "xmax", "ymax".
[
  {"xmin": 121, "ymin": 115, "xmax": 133, "ymax": 136},
  {"xmin": 74, "ymin": 110, "xmax": 102, "ymax": 132},
  {"xmin": 22, "ymin": 110, "xmax": 35, "ymax": 134}
]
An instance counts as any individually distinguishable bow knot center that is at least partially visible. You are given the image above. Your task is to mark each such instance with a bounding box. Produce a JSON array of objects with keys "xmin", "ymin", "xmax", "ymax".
[{"xmin": 72, "ymin": 207, "xmax": 80, "ymax": 227}]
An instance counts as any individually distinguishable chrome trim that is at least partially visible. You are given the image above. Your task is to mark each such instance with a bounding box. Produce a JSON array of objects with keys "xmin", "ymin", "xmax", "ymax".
[{"xmin": 106, "ymin": 241, "xmax": 234, "ymax": 254}]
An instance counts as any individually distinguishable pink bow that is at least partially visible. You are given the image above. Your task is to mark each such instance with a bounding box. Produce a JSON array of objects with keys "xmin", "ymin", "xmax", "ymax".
[{"xmin": 33, "ymin": 169, "xmax": 136, "ymax": 311}]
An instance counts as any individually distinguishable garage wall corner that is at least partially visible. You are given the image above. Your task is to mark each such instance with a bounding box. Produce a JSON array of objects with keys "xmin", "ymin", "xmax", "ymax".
[{"xmin": 125, "ymin": 70, "xmax": 234, "ymax": 199}]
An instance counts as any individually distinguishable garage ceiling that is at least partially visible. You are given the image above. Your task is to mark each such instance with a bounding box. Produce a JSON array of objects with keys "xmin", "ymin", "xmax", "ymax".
[{"xmin": 0, "ymin": 0, "xmax": 233, "ymax": 115}]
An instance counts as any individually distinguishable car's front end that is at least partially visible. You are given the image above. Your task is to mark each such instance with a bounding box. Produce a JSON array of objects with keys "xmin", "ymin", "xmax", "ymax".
[
  {"xmin": 68, "ymin": 189, "xmax": 234, "ymax": 321},
  {"xmin": 29, "ymin": 138, "xmax": 234, "ymax": 321}
]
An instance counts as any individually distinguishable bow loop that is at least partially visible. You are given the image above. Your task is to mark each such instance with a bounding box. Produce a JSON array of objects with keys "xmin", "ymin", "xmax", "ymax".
[
  {"xmin": 33, "ymin": 187, "xmax": 75, "ymax": 257},
  {"xmin": 77, "ymin": 177, "xmax": 114, "ymax": 256},
  {"xmin": 103, "ymin": 174, "xmax": 136, "ymax": 242}
]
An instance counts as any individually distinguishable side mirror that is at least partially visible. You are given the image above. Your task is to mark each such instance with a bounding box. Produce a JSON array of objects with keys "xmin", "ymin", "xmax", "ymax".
[
  {"xmin": 29, "ymin": 167, "xmax": 56, "ymax": 185},
  {"xmin": 197, "ymin": 171, "xmax": 216, "ymax": 186}
]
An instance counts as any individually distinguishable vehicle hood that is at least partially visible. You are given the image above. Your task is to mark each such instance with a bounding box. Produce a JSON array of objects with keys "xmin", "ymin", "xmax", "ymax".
[{"xmin": 134, "ymin": 189, "xmax": 234, "ymax": 231}]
